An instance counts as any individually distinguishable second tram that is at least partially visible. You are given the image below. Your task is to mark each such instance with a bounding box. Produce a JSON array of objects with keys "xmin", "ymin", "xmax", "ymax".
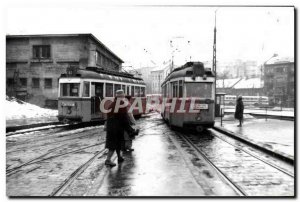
[
  {"xmin": 57, "ymin": 66, "xmax": 146, "ymax": 123},
  {"xmin": 161, "ymin": 62, "xmax": 216, "ymax": 132}
]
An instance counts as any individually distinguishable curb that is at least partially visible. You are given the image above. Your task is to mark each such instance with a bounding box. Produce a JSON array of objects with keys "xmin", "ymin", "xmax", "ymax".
[
  {"xmin": 6, "ymin": 122, "xmax": 61, "ymax": 133},
  {"xmin": 213, "ymin": 126, "xmax": 294, "ymax": 165},
  {"xmin": 249, "ymin": 113, "xmax": 294, "ymax": 121},
  {"xmin": 224, "ymin": 112, "xmax": 294, "ymax": 121}
]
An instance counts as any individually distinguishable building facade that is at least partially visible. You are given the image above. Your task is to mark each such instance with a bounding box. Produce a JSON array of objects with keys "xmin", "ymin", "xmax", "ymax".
[
  {"xmin": 264, "ymin": 61, "xmax": 294, "ymax": 107},
  {"xmin": 150, "ymin": 69, "xmax": 164, "ymax": 94},
  {"xmin": 6, "ymin": 34, "xmax": 123, "ymax": 107}
]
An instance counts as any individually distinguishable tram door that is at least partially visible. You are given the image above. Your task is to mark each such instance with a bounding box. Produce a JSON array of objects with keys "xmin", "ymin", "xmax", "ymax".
[{"xmin": 91, "ymin": 82, "xmax": 104, "ymax": 118}]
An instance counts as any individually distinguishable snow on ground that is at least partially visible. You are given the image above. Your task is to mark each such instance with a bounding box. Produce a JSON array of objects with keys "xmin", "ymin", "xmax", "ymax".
[{"xmin": 5, "ymin": 96, "xmax": 58, "ymax": 120}]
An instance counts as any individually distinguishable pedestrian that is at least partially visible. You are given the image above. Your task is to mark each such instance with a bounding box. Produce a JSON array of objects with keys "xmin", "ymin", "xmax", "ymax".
[
  {"xmin": 234, "ymin": 95, "xmax": 244, "ymax": 127},
  {"xmin": 122, "ymin": 95, "xmax": 139, "ymax": 152},
  {"xmin": 104, "ymin": 90, "xmax": 138, "ymax": 167}
]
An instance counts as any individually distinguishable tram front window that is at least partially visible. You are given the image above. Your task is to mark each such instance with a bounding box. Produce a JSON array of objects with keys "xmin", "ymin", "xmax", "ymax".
[
  {"xmin": 60, "ymin": 83, "xmax": 80, "ymax": 97},
  {"xmin": 186, "ymin": 82, "xmax": 212, "ymax": 98}
]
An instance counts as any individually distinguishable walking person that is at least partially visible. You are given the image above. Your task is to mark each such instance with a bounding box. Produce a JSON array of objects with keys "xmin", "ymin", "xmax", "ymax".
[
  {"xmin": 104, "ymin": 90, "xmax": 138, "ymax": 167},
  {"xmin": 235, "ymin": 95, "xmax": 244, "ymax": 127},
  {"xmin": 122, "ymin": 95, "xmax": 139, "ymax": 152}
]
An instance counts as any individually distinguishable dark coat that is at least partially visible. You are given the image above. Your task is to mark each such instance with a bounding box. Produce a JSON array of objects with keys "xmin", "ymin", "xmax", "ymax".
[
  {"xmin": 105, "ymin": 99, "xmax": 131, "ymax": 150},
  {"xmin": 234, "ymin": 98, "xmax": 244, "ymax": 120}
]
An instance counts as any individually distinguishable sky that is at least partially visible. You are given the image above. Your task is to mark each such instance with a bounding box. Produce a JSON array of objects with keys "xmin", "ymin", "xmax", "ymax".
[{"xmin": 4, "ymin": 3, "xmax": 295, "ymax": 69}]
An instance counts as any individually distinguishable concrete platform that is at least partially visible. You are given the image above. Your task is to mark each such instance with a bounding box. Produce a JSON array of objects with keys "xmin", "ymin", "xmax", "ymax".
[{"xmin": 215, "ymin": 116, "xmax": 294, "ymax": 159}]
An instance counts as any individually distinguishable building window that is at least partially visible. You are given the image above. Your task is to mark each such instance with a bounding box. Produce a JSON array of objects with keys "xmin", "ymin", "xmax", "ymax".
[
  {"xmin": 32, "ymin": 78, "xmax": 40, "ymax": 88},
  {"xmin": 20, "ymin": 78, "xmax": 27, "ymax": 87},
  {"xmin": 7, "ymin": 78, "xmax": 14, "ymax": 87},
  {"xmin": 44, "ymin": 78, "xmax": 52, "ymax": 89},
  {"xmin": 33, "ymin": 45, "xmax": 51, "ymax": 59}
]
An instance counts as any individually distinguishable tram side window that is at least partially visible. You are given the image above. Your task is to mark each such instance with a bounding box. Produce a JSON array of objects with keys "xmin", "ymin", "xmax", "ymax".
[
  {"xmin": 172, "ymin": 82, "xmax": 178, "ymax": 97},
  {"xmin": 121, "ymin": 85, "xmax": 126, "ymax": 93},
  {"xmin": 82, "ymin": 81, "xmax": 90, "ymax": 97},
  {"xmin": 178, "ymin": 80, "xmax": 183, "ymax": 97},
  {"xmin": 106, "ymin": 83, "xmax": 113, "ymax": 97},
  {"xmin": 60, "ymin": 83, "xmax": 79, "ymax": 97},
  {"xmin": 134, "ymin": 86, "xmax": 140, "ymax": 97},
  {"xmin": 131, "ymin": 86, "xmax": 134, "ymax": 97},
  {"xmin": 126, "ymin": 86, "xmax": 130, "ymax": 95},
  {"xmin": 114, "ymin": 84, "xmax": 121, "ymax": 91},
  {"xmin": 141, "ymin": 87, "xmax": 145, "ymax": 97}
]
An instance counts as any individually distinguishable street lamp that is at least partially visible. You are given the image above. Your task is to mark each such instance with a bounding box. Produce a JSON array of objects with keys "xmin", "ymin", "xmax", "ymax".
[{"xmin": 261, "ymin": 53, "xmax": 278, "ymax": 103}]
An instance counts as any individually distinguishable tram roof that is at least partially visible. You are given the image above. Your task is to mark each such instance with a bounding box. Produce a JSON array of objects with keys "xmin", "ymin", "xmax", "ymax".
[
  {"xmin": 60, "ymin": 67, "xmax": 146, "ymax": 85},
  {"xmin": 162, "ymin": 61, "xmax": 215, "ymax": 85}
]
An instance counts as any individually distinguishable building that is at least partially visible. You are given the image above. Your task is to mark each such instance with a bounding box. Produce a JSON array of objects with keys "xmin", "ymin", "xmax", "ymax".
[
  {"xmin": 134, "ymin": 66, "xmax": 155, "ymax": 94},
  {"xmin": 264, "ymin": 59, "xmax": 294, "ymax": 107},
  {"xmin": 217, "ymin": 77, "xmax": 264, "ymax": 97},
  {"xmin": 6, "ymin": 34, "xmax": 123, "ymax": 107},
  {"xmin": 231, "ymin": 77, "xmax": 264, "ymax": 96},
  {"xmin": 150, "ymin": 68, "xmax": 164, "ymax": 94}
]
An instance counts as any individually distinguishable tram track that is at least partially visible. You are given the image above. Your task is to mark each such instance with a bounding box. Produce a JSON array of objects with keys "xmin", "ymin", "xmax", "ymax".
[
  {"xmin": 49, "ymin": 122, "xmax": 163, "ymax": 196},
  {"xmin": 49, "ymin": 148, "xmax": 107, "ymax": 196},
  {"xmin": 209, "ymin": 128, "xmax": 294, "ymax": 177},
  {"xmin": 6, "ymin": 141, "xmax": 106, "ymax": 176},
  {"xmin": 6, "ymin": 121, "xmax": 103, "ymax": 137},
  {"xmin": 173, "ymin": 130, "xmax": 294, "ymax": 196}
]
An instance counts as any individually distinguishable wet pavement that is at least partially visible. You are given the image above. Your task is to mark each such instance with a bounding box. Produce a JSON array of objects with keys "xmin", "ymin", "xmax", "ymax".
[
  {"xmin": 89, "ymin": 115, "xmax": 238, "ymax": 196},
  {"xmin": 215, "ymin": 115, "xmax": 294, "ymax": 158},
  {"xmin": 6, "ymin": 112, "xmax": 294, "ymax": 197}
]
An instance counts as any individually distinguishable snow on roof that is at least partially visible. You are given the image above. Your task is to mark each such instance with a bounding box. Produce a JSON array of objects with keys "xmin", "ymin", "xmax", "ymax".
[
  {"xmin": 6, "ymin": 96, "xmax": 57, "ymax": 120},
  {"xmin": 266, "ymin": 57, "xmax": 294, "ymax": 65},
  {"xmin": 233, "ymin": 77, "xmax": 264, "ymax": 89},
  {"xmin": 216, "ymin": 78, "xmax": 241, "ymax": 88}
]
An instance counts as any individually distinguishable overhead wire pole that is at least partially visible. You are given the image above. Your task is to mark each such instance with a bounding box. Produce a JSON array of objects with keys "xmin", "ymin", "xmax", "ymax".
[
  {"xmin": 213, "ymin": 9, "xmax": 217, "ymax": 74},
  {"xmin": 213, "ymin": 9, "xmax": 218, "ymax": 119}
]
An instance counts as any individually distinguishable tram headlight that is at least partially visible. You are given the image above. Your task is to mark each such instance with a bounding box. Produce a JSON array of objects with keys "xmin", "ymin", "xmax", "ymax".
[{"xmin": 196, "ymin": 116, "xmax": 202, "ymax": 121}]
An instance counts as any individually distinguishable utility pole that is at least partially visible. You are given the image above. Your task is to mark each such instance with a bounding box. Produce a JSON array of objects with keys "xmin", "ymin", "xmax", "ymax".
[
  {"xmin": 212, "ymin": 10, "xmax": 217, "ymax": 74},
  {"xmin": 213, "ymin": 9, "xmax": 217, "ymax": 105}
]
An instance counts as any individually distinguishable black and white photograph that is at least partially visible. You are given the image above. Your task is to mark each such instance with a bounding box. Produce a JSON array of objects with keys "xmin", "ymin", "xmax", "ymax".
[{"xmin": 3, "ymin": 0, "xmax": 296, "ymax": 198}]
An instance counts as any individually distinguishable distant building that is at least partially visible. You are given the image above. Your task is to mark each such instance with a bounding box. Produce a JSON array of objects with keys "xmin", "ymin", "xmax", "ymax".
[
  {"xmin": 232, "ymin": 77, "xmax": 264, "ymax": 96},
  {"xmin": 264, "ymin": 59, "xmax": 294, "ymax": 107},
  {"xmin": 150, "ymin": 68, "xmax": 164, "ymax": 94},
  {"xmin": 6, "ymin": 34, "xmax": 123, "ymax": 107},
  {"xmin": 217, "ymin": 77, "xmax": 264, "ymax": 96},
  {"xmin": 135, "ymin": 66, "xmax": 155, "ymax": 94}
]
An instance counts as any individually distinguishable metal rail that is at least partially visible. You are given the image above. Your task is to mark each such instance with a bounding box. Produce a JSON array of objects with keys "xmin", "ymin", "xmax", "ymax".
[
  {"xmin": 210, "ymin": 128, "xmax": 294, "ymax": 177},
  {"xmin": 213, "ymin": 126, "xmax": 294, "ymax": 165},
  {"xmin": 49, "ymin": 148, "xmax": 107, "ymax": 196},
  {"xmin": 176, "ymin": 132, "xmax": 247, "ymax": 196},
  {"xmin": 7, "ymin": 142, "xmax": 105, "ymax": 176}
]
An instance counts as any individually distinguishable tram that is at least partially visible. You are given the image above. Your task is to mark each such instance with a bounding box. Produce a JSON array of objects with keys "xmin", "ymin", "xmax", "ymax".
[
  {"xmin": 224, "ymin": 95, "xmax": 269, "ymax": 106},
  {"xmin": 57, "ymin": 66, "xmax": 146, "ymax": 123},
  {"xmin": 161, "ymin": 62, "xmax": 216, "ymax": 132}
]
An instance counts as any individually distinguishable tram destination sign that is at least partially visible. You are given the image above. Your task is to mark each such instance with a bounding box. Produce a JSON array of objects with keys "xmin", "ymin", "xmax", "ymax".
[{"xmin": 194, "ymin": 104, "xmax": 208, "ymax": 109}]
